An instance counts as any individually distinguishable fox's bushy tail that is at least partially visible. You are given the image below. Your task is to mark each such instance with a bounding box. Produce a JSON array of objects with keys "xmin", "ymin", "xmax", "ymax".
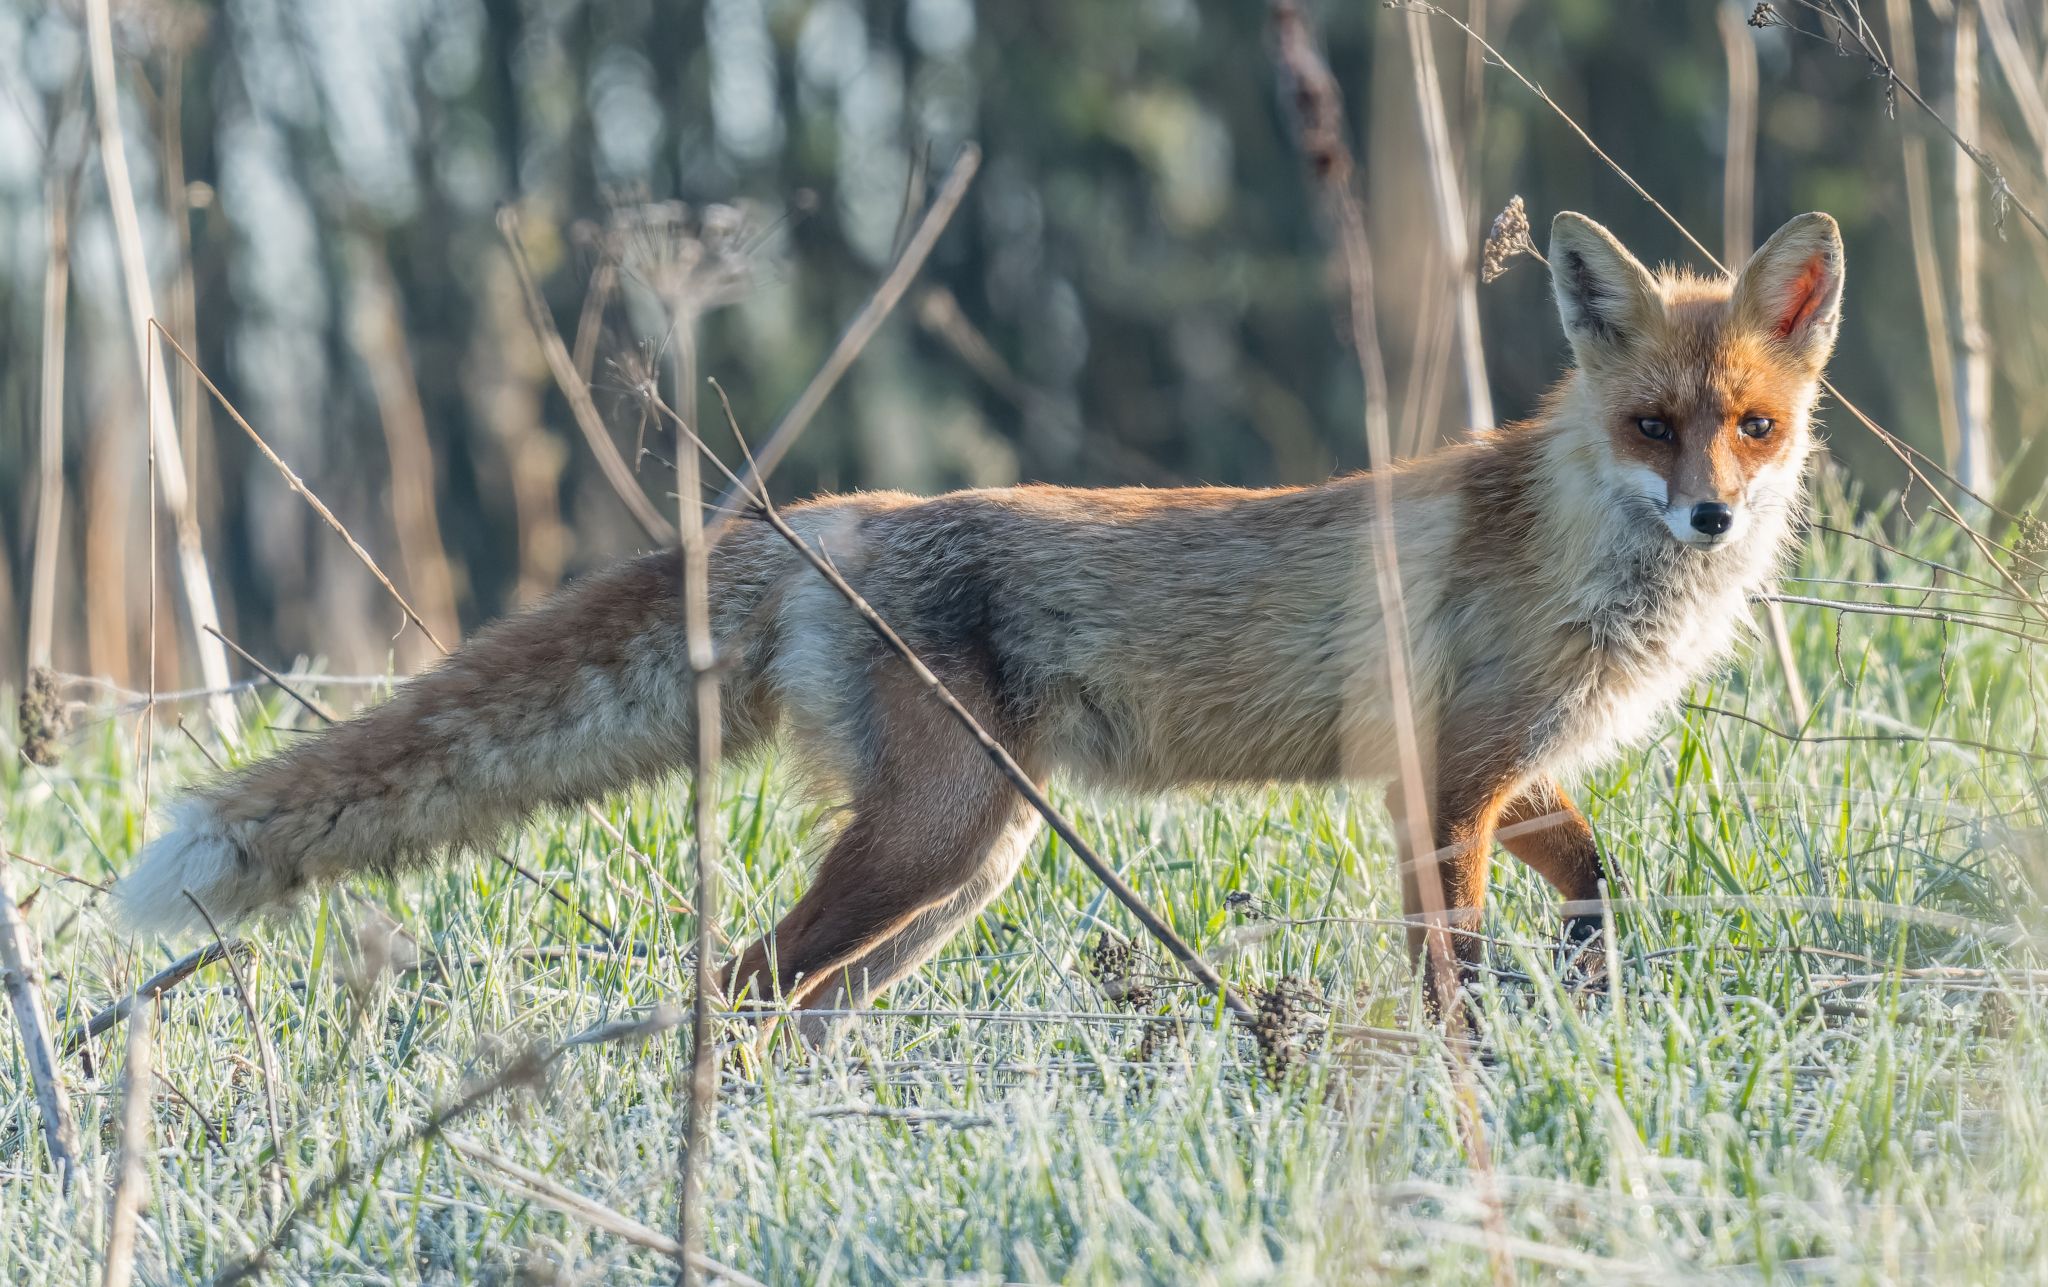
[{"xmin": 115, "ymin": 533, "xmax": 789, "ymax": 934}]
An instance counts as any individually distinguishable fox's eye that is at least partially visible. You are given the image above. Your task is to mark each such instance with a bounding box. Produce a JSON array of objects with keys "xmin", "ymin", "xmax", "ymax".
[
  {"xmin": 1740, "ymin": 416, "xmax": 1775, "ymax": 439},
  {"xmin": 1636, "ymin": 417, "xmax": 1672, "ymax": 441}
]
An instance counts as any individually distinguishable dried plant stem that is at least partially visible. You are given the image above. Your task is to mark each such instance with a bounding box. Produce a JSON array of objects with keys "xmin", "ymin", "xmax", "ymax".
[
  {"xmin": 28, "ymin": 168, "xmax": 70, "ymax": 674},
  {"xmin": 691, "ymin": 384, "xmax": 1257, "ymax": 1030},
  {"xmin": 1765, "ymin": 591, "xmax": 2048, "ymax": 647},
  {"xmin": 213, "ymin": 1006, "xmax": 684, "ymax": 1286},
  {"xmin": 83, "ymin": 0, "xmax": 236, "ymax": 737},
  {"xmin": 1404, "ymin": 8, "xmax": 1491, "ymax": 429},
  {"xmin": 0, "ymin": 863, "xmax": 78, "ymax": 1187},
  {"xmin": 498, "ymin": 206, "xmax": 678, "ymax": 545},
  {"xmin": 203, "ymin": 626, "xmax": 341, "ymax": 724},
  {"xmin": 1686, "ymin": 702, "xmax": 2047, "ymax": 763},
  {"xmin": 62, "ymin": 939, "xmax": 249, "ymax": 1056},
  {"xmin": 1273, "ymin": 8, "xmax": 1507, "ymax": 1281},
  {"xmin": 672, "ymin": 314, "xmax": 723, "ymax": 1284},
  {"xmin": 182, "ymin": 893, "xmax": 286, "ymax": 1217},
  {"xmin": 1271, "ymin": 0, "xmax": 1450, "ymax": 1006},
  {"xmin": 1781, "ymin": 0, "xmax": 2048, "ymax": 244},
  {"xmin": 1888, "ymin": 0, "xmax": 1967, "ymax": 473},
  {"xmin": 152, "ymin": 325, "xmax": 449, "ymax": 655},
  {"xmin": 442, "ymin": 1133, "xmax": 764, "ymax": 1287},
  {"xmin": 707, "ymin": 144, "xmax": 981, "ymax": 537},
  {"xmin": 101, "ymin": 1002, "xmax": 154, "ymax": 1287}
]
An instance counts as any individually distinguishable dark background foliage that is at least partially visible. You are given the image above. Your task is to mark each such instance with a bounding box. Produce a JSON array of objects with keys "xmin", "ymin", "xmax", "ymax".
[{"xmin": 4, "ymin": 0, "xmax": 2045, "ymax": 684}]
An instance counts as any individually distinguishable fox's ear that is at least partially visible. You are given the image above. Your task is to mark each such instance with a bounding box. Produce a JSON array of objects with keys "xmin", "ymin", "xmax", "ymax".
[
  {"xmin": 1733, "ymin": 212, "xmax": 1844, "ymax": 370},
  {"xmin": 1548, "ymin": 213, "xmax": 1663, "ymax": 369}
]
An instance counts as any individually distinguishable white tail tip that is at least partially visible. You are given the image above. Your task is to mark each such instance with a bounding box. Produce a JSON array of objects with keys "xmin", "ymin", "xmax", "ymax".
[{"xmin": 113, "ymin": 800, "xmax": 261, "ymax": 935}]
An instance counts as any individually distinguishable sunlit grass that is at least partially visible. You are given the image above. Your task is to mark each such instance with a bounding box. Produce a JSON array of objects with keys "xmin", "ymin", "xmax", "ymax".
[{"xmin": 3, "ymin": 483, "xmax": 2045, "ymax": 1283}]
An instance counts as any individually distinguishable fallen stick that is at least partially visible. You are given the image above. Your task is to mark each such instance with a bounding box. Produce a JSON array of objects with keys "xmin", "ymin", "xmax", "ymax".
[{"xmin": 62, "ymin": 939, "xmax": 248, "ymax": 1056}]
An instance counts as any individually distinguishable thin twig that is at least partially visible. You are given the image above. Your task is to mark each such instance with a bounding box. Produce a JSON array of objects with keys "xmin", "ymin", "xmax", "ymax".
[
  {"xmin": 182, "ymin": 894, "xmax": 286, "ymax": 1213},
  {"xmin": 1763, "ymin": 591, "xmax": 2048, "ymax": 646},
  {"xmin": 203, "ymin": 626, "xmax": 342, "ymax": 724},
  {"xmin": 1686, "ymin": 700, "xmax": 2048, "ymax": 763},
  {"xmin": 498, "ymin": 206, "xmax": 677, "ymax": 545},
  {"xmin": 212, "ymin": 1004, "xmax": 684, "ymax": 1286},
  {"xmin": 671, "ymin": 292, "xmax": 723, "ymax": 1287},
  {"xmin": 152, "ymin": 324, "xmax": 449, "ymax": 654},
  {"xmin": 62, "ymin": 938, "xmax": 249, "ymax": 1056},
  {"xmin": 1776, "ymin": 0, "xmax": 2048, "ymax": 242},
  {"xmin": 706, "ymin": 145, "xmax": 981, "ymax": 538}
]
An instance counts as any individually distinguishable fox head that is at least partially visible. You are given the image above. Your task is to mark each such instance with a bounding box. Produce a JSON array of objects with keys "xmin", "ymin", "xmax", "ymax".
[{"xmin": 1548, "ymin": 211, "xmax": 1843, "ymax": 550}]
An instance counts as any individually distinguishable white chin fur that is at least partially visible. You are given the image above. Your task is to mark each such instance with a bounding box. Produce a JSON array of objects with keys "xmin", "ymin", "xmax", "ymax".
[{"xmin": 113, "ymin": 799, "xmax": 257, "ymax": 935}]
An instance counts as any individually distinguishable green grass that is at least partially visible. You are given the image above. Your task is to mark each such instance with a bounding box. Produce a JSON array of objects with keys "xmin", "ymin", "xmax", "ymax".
[{"xmin": 4, "ymin": 478, "xmax": 2046, "ymax": 1284}]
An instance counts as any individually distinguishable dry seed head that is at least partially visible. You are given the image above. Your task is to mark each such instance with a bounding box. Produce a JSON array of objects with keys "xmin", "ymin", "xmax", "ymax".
[
  {"xmin": 604, "ymin": 194, "xmax": 759, "ymax": 317},
  {"xmin": 18, "ymin": 666, "xmax": 69, "ymax": 767},
  {"xmin": 1252, "ymin": 976, "xmax": 1327, "ymax": 1077},
  {"xmin": 1088, "ymin": 931, "xmax": 1157, "ymax": 1010},
  {"xmin": 1481, "ymin": 195, "xmax": 1540, "ymax": 284}
]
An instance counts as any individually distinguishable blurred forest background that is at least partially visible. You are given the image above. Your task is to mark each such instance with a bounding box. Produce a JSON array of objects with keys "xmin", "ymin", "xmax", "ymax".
[{"xmin": 5, "ymin": 0, "xmax": 2048, "ymax": 694}]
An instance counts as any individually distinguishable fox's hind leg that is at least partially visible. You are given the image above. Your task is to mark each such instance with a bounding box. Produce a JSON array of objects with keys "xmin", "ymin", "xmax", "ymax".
[
  {"xmin": 723, "ymin": 662, "xmax": 1042, "ymax": 1032},
  {"xmin": 787, "ymin": 809, "xmax": 1043, "ymax": 1048}
]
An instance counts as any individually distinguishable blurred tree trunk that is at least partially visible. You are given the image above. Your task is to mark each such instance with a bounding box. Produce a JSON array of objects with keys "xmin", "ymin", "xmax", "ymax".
[{"xmin": 1953, "ymin": 0, "xmax": 1996, "ymax": 497}]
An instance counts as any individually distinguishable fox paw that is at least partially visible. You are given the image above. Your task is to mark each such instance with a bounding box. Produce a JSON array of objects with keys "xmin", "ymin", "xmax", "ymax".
[{"xmin": 1559, "ymin": 914, "xmax": 1608, "ymax": 991}]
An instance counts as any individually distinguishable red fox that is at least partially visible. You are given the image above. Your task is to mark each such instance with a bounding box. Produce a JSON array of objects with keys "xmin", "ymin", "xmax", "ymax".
[{"xmin": 116, "ymin": 211, "xmax": 1842, "ymax": 1025}]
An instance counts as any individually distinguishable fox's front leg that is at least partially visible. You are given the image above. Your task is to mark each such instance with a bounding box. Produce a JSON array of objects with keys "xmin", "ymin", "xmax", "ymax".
[
  {"xmin": 1495, "ymin": 777, "xmax": 1624, "ymax": 962},
  {"xmin": 1499, "ymin": 774, "xmax": 1622, "ymax": 983},
  {"xmin": 1389, "ymin": 756, "xmax": 1515, "ymax": 1020}
]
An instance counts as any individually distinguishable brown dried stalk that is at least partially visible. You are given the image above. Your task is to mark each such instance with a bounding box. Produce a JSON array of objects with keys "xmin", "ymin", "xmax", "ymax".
[
  {"xmin": 101, "ymin": 1003, "xmax": 154, "ymax": 1287},
  {"xmin": 152, "ymin": 324, "xmax": 449, "ymax": 654},
  {"xmin": 62, "ymin": 938, "xmax": 249, "ymax": 1056},
  {"xmin": 0, "ymin": 862, "xmax": 78, "ymax": 1187},
  {"xmin": 442, "ymin": 1132, "xmax": 763, "ymax": 1287},
  {"xmin": 83, "ymin": 0, "xmax": 236, "ymax": 735},
  {"xmin": 498, "ymin": 205, "xmax": 678, "ymax": 545},
  {"xmin": 213, "ymin": 1004, "xmax": 686, "ymax": 1286}
]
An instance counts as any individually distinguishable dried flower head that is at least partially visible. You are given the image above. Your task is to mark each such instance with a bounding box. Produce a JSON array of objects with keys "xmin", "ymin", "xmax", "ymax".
[
  {"xmin": 1480, "ymin": 195, "xmax": 1543, "ymax": 283},
  {"xmin": 1088, "ymin": 930, "xmax": 1158, "ymax": 1010},
  {"xmin": 1252, "ymin": 976, "xmax": 1327, "ymax": 1078},
  {"xmin": 604, "ymin": 194, "xmax": 760, "ymax": 317},
  {"xmin": 1748, "ymin": 3, "xmax": 1782, "ymax": 29},
  {"xmin": 17, "ymin": 666, "xmax": 69, "ymax": 767}
]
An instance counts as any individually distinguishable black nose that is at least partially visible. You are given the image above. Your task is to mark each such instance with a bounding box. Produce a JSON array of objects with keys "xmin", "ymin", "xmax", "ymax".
[{"xmin": 1690, "ymin": 502, "xmax": 1733, "ymax": 536}]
